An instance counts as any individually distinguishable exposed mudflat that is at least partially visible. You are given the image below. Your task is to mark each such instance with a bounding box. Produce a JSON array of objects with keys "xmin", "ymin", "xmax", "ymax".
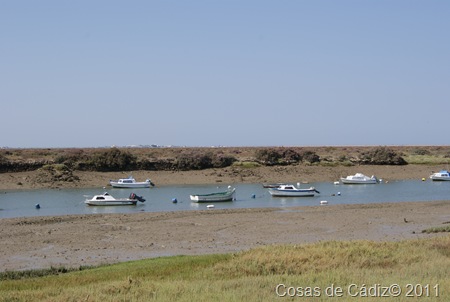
[{"xmin": 1, "ymin": 200, "xmax": 449, "ymax": 272}]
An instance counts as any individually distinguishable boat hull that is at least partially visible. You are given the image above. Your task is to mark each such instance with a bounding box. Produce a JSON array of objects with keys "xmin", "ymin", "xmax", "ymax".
[
  {"xmin": 430, "ymin": 176, "xmax": 450, "ymax": 181},
  {"xmin": 85, "ymin": 200, "xmax": 138, "ymax": 206},
  {"xmin": 190, "ymin": 188, "xmax": 235, "ymax": 202},
  {"xmin": 340, "ymin": 179, "xmax": 378, "ymax": 184},
  {"xmin": 268, "ymin": 188, "xmax": 317, "ymax": 197},
  {"xmin": 110, "ymin": 182, "xmax": 151, "ymax": 188}
]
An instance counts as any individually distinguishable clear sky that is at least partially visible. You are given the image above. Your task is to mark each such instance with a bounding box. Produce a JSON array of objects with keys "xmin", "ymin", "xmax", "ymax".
[{"xmin": 1, "ymin": 1, "xmax": 449, "ymax": 148}]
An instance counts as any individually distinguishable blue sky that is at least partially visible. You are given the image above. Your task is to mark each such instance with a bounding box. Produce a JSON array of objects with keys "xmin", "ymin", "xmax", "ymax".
[{"xmin": 1, "ymin": 1, "xmax": 449, "ymax": 148}]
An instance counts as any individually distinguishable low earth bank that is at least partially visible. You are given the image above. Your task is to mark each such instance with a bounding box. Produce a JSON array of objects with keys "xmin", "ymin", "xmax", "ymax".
[
  {"xmin": 0, "ymin": 146, "xmax": 449, "ymax": 190},
  {"xmin": 0, "ymin": 163, "xmax": 445, "ymax": 190}
]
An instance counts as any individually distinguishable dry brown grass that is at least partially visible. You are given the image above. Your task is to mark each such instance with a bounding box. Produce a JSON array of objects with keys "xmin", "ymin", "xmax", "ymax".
[{"xmin": 1, "ymin": 236, "xmax": 449, "ymax": 301}]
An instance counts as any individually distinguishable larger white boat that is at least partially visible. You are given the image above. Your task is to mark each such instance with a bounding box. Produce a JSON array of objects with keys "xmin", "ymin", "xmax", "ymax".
[
  {"xmin": 190, "ymin": 186, "xmax": 236, "ymax": 202},
  {"xmin": 340, "ymin": 173, "xmax": 378, "ymax": 184},
  {"xmin": 268, "ymin": 184, "xmax": 320, "ymax": 197},
  {"xmin": 429, "ymin": 170, "xmax": 450, "ymax": 181},
  {"xmin": 109, "ymin": 176, "xmax": 154, "ymax": 188},
  {"xmin": 85, "ymin": 192, "xmax": 145, "ymax": 206}
]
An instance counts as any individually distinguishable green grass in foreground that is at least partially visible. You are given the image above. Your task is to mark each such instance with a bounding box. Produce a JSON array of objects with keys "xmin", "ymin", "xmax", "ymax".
[{"xmin": 1, "ymin": 236, "xmax": 449, "ymax": 302}]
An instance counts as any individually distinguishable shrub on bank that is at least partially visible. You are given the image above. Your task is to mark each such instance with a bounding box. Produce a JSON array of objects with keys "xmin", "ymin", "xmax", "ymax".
[
  {"xmin": 255, "ymin": 148, "xmax": 320, "ymax": 165},
  {"xmin": 300, "ymin": 150, "xmax": 320, "ymax": 164},
  {"xmin": 254, "ymin": 149, "xmax": 282, "ymax": 165},
  {"xmin": 54, "ymin": 149, "xmax": 87, "ymax": 167},
  {"xmin": 176, "ymin": 151, "xmax": 213, "ymax": 170},
  {"xmin": 175, "ymin": 151, "xmax": 236, "ymax": 170},
  {"xmin": 358, "ymin": 147, "xmax": 407, "ymax": 165},
  {"xmin": 85, "ymin": 148, "xmax": 137, "ymax": 171}
]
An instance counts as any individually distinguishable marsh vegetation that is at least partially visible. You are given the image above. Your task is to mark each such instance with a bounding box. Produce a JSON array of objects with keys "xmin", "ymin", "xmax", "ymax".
[{"xmin": 1, "ymin": 236, "xmax": 449, "ymax": 301}]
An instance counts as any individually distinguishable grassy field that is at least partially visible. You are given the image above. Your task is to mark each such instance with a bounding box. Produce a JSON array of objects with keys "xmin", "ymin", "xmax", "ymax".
[{"xmin": 1, "ymin": 235, "xmax": 449, "ymax": 302}]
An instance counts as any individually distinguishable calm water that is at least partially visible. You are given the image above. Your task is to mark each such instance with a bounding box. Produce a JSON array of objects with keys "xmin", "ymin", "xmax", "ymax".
[{"xmin": 0, "ymin": 180, "xmax": 449, "ymax": 219}]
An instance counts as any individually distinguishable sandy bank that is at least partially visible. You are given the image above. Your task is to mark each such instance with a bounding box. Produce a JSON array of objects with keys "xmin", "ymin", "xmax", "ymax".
[{"xmin": 0, "ymin": 164, "xmax": 442, "ymax": 191}]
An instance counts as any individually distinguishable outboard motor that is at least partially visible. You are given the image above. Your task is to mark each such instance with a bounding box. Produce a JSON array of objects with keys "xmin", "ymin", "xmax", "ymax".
[
  {"xmin": 135, "ymin": 194, "xmax": 146, "ymax": 202},
  {"xmin": 130, "ymin": 193, "xmax": 146, "ymax": 202}
]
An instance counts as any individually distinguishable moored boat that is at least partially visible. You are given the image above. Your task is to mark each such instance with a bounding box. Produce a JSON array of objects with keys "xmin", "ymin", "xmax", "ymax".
[
  {"xmin": 109, "ymin": 176, "xmax": 155, "ymax": 188},
  {"xmin": 429, "ymin": 170, "xmax": 450, "ymax": 181},
  {"xmin": 190, "ymin": 186, "xmax": 236, "ymax": 202},
  {"xmin": 340, "ymin": 173, "xmax": 378, "ymax": 184},
  {"xmin": 85, "ymin": 192, "xmax": 146, "ymax": 206},
  {"xmin": 268, "ymin": 183, "xmax": 320, "ymax": 197}
]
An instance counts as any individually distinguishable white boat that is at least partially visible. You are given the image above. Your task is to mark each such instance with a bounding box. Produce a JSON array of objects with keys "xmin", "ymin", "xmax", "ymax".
[
  {"xmin": 430, "ymin": 170, "xmax": 450, "ymax": 181},
  {"xmin": 268, "ymin": 183, "xmax": 320, "ymax": 197},
  {"xmin": 190, "ymin": 186, "xmax": 236, "ymax": 202},
  {"xmin": 340, "ymin": 173, "xmax": 378, "ymax": 184},
  {"xmin": 109, "ymin": 176, "xmax": 154, "ymax": 188},
  {"xmin": 85, "ymin": 192, "xmax": 145, "ymax": 206}
]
